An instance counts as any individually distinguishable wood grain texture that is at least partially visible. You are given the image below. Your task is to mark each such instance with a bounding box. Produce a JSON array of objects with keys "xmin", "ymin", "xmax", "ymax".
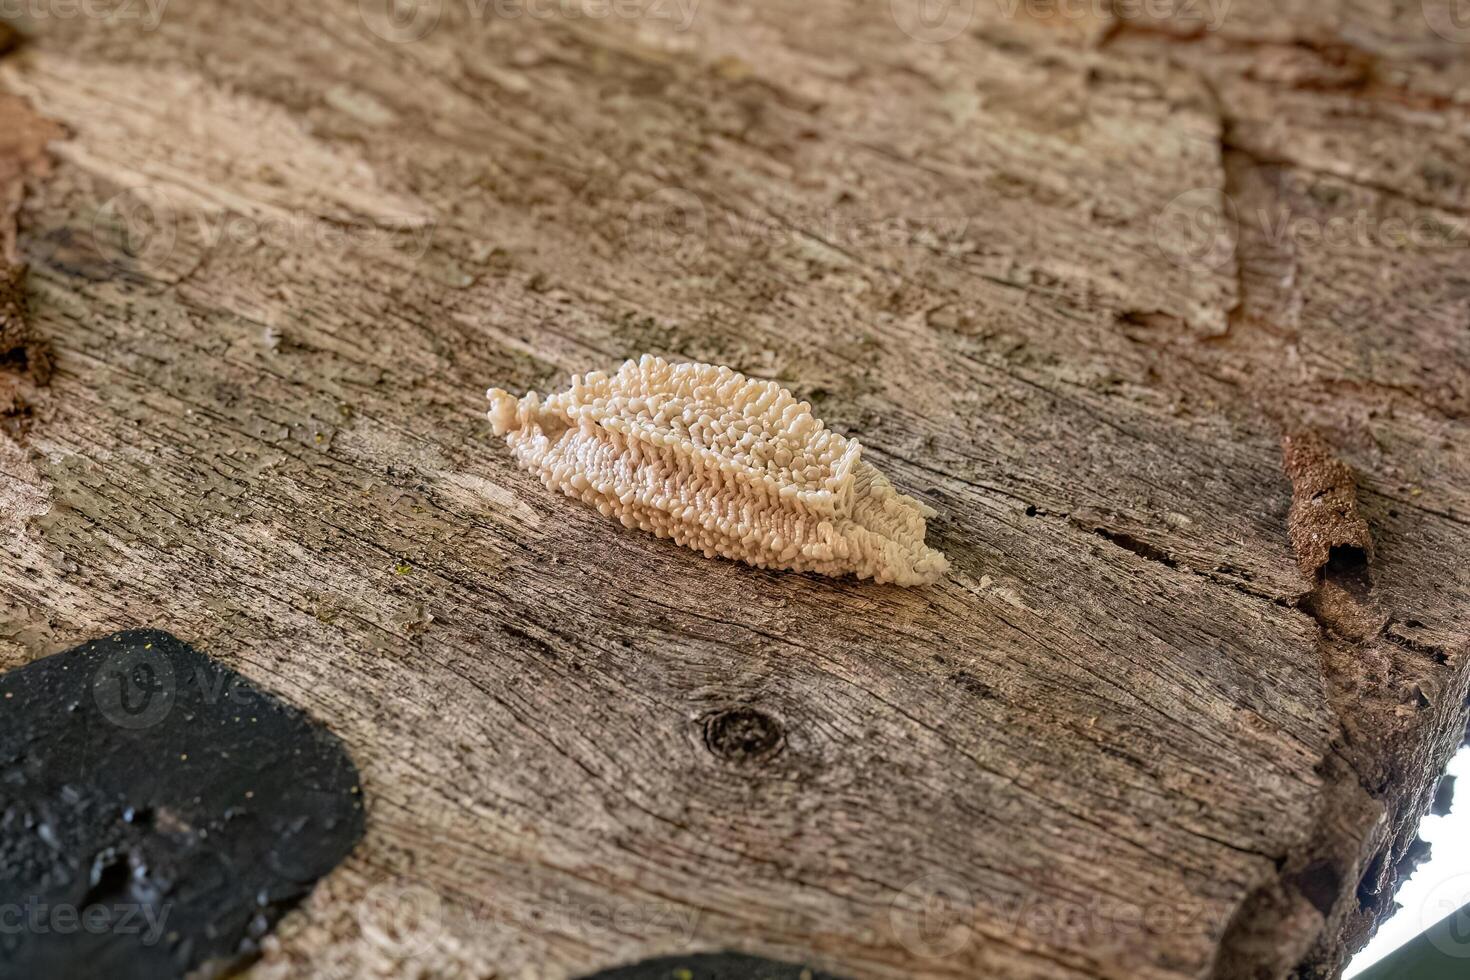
[{"xmin": 0, "ymin": 1, "xmax": 1467, "ymax": 977}]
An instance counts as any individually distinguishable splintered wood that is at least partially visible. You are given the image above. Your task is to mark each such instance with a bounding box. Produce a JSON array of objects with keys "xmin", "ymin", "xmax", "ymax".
[{"xmin": 488, "ymin": 356, "xmax": 949, "ymax": 585}]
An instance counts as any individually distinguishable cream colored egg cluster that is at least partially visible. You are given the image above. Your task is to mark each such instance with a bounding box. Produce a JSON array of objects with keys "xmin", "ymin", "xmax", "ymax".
[{"xmin": 486, "ymin": 355, "xmax": 949, "ymax": 586}]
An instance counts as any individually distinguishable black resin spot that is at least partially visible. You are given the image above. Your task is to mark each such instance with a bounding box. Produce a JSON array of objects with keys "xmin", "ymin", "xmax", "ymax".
[
  {"xmin": 0, "ymin": 629, "xmax": 364, "ymax": 979},
  {"xmin": 579, "ymin": 952, "xmax": 844, "ymax": 979}
]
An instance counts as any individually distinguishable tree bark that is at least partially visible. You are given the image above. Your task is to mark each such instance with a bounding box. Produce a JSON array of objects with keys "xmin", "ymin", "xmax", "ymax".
[{"xmin": 1, "ymin": 2, "xmax": 1468, "ymax": 978}]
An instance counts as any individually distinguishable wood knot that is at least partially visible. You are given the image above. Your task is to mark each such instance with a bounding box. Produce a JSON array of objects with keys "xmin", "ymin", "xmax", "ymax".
[{"xmin": 703, "ymin": 707, "xmax": 784, "ymax": 763}]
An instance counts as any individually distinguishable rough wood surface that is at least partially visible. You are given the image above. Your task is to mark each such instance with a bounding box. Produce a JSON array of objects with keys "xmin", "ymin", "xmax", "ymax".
[{"xmin": 1, "ymin": 2, "xmax": 1467, "ymax": 978}]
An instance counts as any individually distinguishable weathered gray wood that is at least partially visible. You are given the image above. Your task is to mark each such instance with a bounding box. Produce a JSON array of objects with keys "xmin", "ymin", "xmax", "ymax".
[{"xmin": 1, "ymin": 1, "xmax": 1467, "ymax": 977}]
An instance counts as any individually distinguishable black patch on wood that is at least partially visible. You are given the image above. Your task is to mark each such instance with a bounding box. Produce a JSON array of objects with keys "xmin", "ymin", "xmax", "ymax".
[
  {"xmin": 579, "ymin": 951, "xmax": 844, "ymax": 979},
  {"xmin": 0, "ymin": 629, "xmax": 364, "ymax": 979}
]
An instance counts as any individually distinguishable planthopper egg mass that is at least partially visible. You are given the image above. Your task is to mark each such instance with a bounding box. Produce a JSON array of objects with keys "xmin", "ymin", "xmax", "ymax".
[{"xmin": 486, "ymin": 355, "xmax": 949, "ymax": 586}]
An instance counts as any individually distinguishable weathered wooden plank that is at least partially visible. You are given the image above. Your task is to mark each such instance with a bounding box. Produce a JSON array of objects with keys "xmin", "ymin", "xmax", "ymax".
[{"xmin": 1, "ymin": 1, "xmax": 1466, "ymax": 977}]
